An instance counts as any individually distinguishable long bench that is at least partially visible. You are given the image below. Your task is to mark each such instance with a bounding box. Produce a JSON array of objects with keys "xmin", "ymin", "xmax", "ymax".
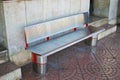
[{"xmin": 24, "ymin": 12, "xmax": 105, "ymax": 75}]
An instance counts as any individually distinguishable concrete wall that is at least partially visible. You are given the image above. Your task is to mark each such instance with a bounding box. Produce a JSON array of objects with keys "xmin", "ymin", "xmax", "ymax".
[
  {"xmin": 25, "ymin": 0, "xmax": 89, "ymax": 25},
  {"xmin": 93, "ymin": 0, "xmax": 119, "ymax": 24},
  {"xmin": 3, "ymin": 1, "xmax": 30, "ymax": 65},
  {"xmin": 2, "ymin": 0, "xmax": 90, "ymax": 65},
  {"xmin": 117, "ymin": 1, "xmax": 120, "ymax": 23},
  {"xmin": 3, "ymin": 1, "xmax": 26, "ymax": 56},
  {"xmin": 0, "ymin": 2, "xmax": 7, "ymax": 47},
  {"xmin": 94, "ymin": 0, "xmax": 110, "ymax": 17},
  {"xmin": 118, "ymin": 0, "xmax": 120, "ymax": 16},
  {"xmin": 109, "ymin": 0, "xmax": 119, "ymax": 24},
  {"xmin": 0, "ymin": 3, "xmax": 3, "ymax": 38}
]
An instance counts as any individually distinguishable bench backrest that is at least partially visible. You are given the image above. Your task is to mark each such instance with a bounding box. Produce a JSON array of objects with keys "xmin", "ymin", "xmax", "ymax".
[{"xmin": 24, "ymin": 12, "xmax": 89, "ymax": 48}]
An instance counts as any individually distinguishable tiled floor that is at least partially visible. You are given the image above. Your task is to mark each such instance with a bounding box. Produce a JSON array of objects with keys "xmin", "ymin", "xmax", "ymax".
[{"xmin": 21, "ymin": 26, "xmax": 120, "ymax": 80}]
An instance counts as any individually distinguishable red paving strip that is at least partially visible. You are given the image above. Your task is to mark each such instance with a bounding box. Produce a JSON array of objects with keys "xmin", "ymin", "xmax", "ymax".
[{"xmin": 21, "ymin": 27, "xmax": 120, "ymax": 80}]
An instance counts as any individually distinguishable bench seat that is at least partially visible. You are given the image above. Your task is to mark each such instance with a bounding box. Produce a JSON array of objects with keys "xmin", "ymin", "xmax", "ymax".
[{"xmin": 28, "ymin": 27, "xmax": 104, "ymax": 56}]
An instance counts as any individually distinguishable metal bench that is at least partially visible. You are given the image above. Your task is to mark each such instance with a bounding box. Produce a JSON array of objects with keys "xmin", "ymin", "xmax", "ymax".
[{"xmin": 24, "ymin": 13, "xmax": 105, "ymax": 75}]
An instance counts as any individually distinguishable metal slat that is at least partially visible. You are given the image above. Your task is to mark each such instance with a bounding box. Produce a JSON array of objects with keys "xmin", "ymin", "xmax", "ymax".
[
  {"xmin": 28, "ymin": 28, "xmax": 105, "ymax": 56},
  {"xmin": 43, "ymin": 29, "xmax": 105, "ymax": 57},
  {"xmin": 28, "ymin": 29, "xmax": 87, "ymax": 54}
]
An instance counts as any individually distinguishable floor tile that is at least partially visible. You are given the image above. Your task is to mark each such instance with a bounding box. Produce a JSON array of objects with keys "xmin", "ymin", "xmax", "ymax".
[
  {"xmin": 100, "ymin": 34, "xmax": 120, "ymax": 50},
  {"xmin": 102, "ymin": 66, "xmax": 120, "ymax": 80},
  {"xmin": 21, "ymin": 63, "xmax": 41, "ymax": 80},
  {"xmin": 80, "ymin": 61, "xmax": 108, "ymax": 80},
  {"xmin": 59, "ymin": 68, "xmax": 83, "ymax": 80},
  {"xmin": 73, "ymin": 46, "xmax": 108, "ymax": 80},
  {"xmin": 41, "ymin": 70, "xmax": 59, "ymax": 80}
]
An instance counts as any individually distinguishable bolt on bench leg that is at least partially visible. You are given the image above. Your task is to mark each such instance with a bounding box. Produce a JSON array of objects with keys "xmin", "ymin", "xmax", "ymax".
[
  {"xmin": 32, "ymin": 53, "xmax": 47, "ymax": 75},
  {"xmin": 91, "ymin": 35, "xmax": 98, "ymax": 46}
]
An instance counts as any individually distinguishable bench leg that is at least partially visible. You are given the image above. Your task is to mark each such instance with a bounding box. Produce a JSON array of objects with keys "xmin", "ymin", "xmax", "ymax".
[
  {"xmin": 39, "ymin": 56, "xmax": 47, "ymax": 75},
  {"xmin": 32, "ymin": 53, "xmax": 47, "ymax": 75},
  {"xmin": 91, "ymin": 35, "xmax": 98, "ymax": 46}
]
